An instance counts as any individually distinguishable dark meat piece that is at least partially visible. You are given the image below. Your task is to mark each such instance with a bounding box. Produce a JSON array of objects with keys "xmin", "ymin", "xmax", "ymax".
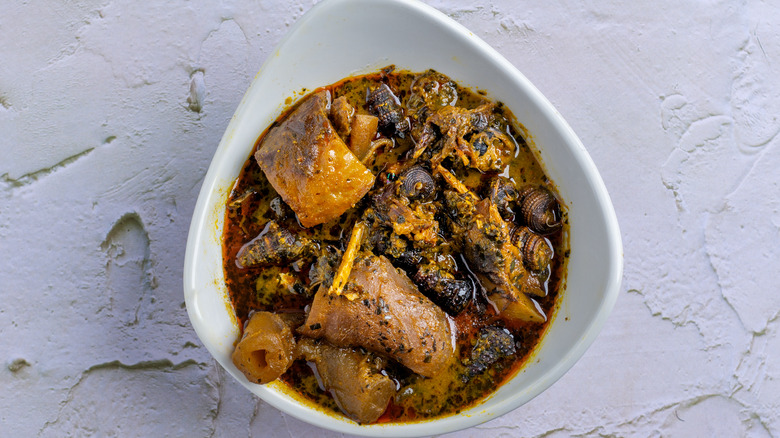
[
  {"xmin": 368, "ymin": 181, "xmax": 440, "ymax": 246},
  {"xmin": 254, "ymin": 91, "xmax": 375, "ymax": 227},
  {"xmin": 442, "ymin": 189, "xmax": 478, "ymax": 232},
  {"xmin": 436, "ymin": 166, "xmax": 544, "ymax": 317},
  {"xmin": 236, "ymin": 220, "xmax": 316, "ymax": 268},
  {"xmin": 413, "ymin": 264, "xmax": 472, "ymax": 315},
  {"xmin": 463, "ymin": 326, "xmax": 516, "ymax": 377},
  {"xmin": 232, "ymin": 311, "xmax": 296, "ymax": 384},
  {"xmin": 460, "ymin": 199, "xmax": 546, "ymax": 322},
  {"xmin": 466, "ymin": 127, "xmax": 515, "ymax": 172},
  {"xmin": 411, "ymin": 104, "xmax": 514, "ymax": 172},
  {"xmin": 411, "ymin": 104, "xmax": 488, "ymax": 162},
  {"xmin": 369, "ymin": 230, "xmax": 423, "ymax": 271},
  {"xmin": 308, "ymin": 245, "xmax": 341, "ymax": 291},
  {"xmin": 268, "ymin": 196, "xmax": 295, "ymax": 222},
  {"xmin": 296, "ymin": 338, "xmax": 395, "ymax": 424},
  {"xmin": 330, "ymin": 95, "xmax": 355, "ymax": 138},
  {"xmin": 299, "ymin": 254, "xmax": 454, "ymax": 377},
  {"xmin": 430, "ymin": 103, "xmax": 490, "ymax": 133},
  {"xmin": 406, "ymin": 70, "xmax": 459, "ymax": 142},
  {"xmin": 408, "ymin": 70, "xmax": 459, "ymax": 112},
  {"xmin": 367, "ymin": 84, "xmax": 409, "ymax": 134},
  {"xmin": 441, "ymin": 181, "xmax": 546, "ymax": 323}
]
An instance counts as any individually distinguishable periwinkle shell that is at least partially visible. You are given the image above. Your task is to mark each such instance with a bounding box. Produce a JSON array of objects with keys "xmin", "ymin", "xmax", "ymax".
[
  {"xmin": 398, "ymin": 166, "xmax": 436, "ymax": 201},
  {"xmin": 518, "ymin": 186, "xmax": 562, "ymax": 235},
  {"xmin": 367, "ymin": 84, "xmax": 409, "ymax": 133},
  {"xmin": 512, "ymin": 226, "xmax": 553, "ymax": 273}
]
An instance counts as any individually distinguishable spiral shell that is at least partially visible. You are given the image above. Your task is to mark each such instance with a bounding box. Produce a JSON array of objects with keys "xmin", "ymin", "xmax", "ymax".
[
  {"xmin": 367, "ymin": 84, "xmax": 409, "ymax": 133},
  {"xmin": 512, "ymin": 226, "xmax": 553, "ymax": 273},
  {"xmin": 398, "ymin": 166, "xmax": 436, "ymax": 201},
  {"xmin": 518, "ymin": 186, "xmax": 562, "ymax": 235}
]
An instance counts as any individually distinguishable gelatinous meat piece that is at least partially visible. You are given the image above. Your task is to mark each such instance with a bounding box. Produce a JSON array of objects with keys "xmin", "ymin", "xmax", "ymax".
[
  {"xmin": 299, "ymin": 254, "xmax": 453, "ymax": 377},
  {"xmin": 296, "ymin": 338, "xmax": 395, "ymax": 424},
  {"xmin": 255, "ymin": 91, "xmax": 375, "ymax": 227},
  {"xmin": 232, "ymin": 311, "xmax": 296, "ymax": 384}
]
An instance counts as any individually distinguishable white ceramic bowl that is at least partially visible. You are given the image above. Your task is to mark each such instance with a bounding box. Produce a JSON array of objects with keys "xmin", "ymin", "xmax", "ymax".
[{"xmin": 184, "ymin": 0, "xmax": 623, "ymax": 435}]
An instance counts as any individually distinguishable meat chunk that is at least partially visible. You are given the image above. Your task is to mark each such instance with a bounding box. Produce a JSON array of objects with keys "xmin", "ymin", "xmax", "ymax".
[
  {"xmin": 412, "ymin": 104, "xmax": 513, "ymax": 172},
  {"xmin": 308, "ymin": 245, "xmax": 341, "ymax": 291},
  {"xmin": 330, "ymin": 95, "xmax": 354, "ymax": 138},
  {"xmin": 437, "ymin": 166, "xmax": 545, "ymax": 323},
  {"xmin": 232, "ymin": 311, "xmax": 296, "ymax": 384},
  {"xmin": 236, "ymin": 220, "xmax": 315, "ymax": 268},
  {"xmin": 348, "ymin": 114, "xmax": 379, "ymax": 161},
  {"xmin": 462, "ymin": 326, "xmax": 516, "ymax": 377},
  {"xmin": 406, "ymin": 70, "xmax": 459, "ymax": 143},
  {"xmin": 461, "ymin": 199, "xmax": 546, "ymax": 323},
  {"xmin": 368, "ymin": 179, "xmax": 440, "ymax": 245},
  {"xmin": 413, "ymin": 264, "xmax": 471, "ymax": 315},
  {"xmin": 254, "ymin": 91, "xmax": 375, "ymax": 227},
  {"xmin": 296, "ymin": 338, "xmax": 395, "ymax": 424},
  {"xmin": 299, "ymin": 254, "xmax": 453, "ymax": 377},
  {"xmin": 408, "ymin": 70, "xmax": 459, "ymax": 113}
]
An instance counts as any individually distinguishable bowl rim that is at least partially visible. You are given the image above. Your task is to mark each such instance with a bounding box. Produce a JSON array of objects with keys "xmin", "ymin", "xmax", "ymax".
[{"xmin": 184, "ymin": 0, "xmax": 623, "ymax": 436}]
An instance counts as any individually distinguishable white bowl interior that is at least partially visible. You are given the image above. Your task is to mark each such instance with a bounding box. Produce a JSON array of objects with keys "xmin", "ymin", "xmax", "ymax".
[{"xmin": 184, "ymin": 0, "xmax": 623, "ymax": 436}]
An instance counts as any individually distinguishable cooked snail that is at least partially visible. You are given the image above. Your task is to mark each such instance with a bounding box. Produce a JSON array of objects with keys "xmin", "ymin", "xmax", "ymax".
[
  {"xmin": 512, "ymin": 226, "xmax": 553, "ymax": 273},
  {"xmin": 367, "ymin": 84, "xmax": 409, "ymax": 134},
  {"xmin": 398, "ymin": 165, "xmax": 436, "ymax": 201},
  {"xmin": 518, "ymin": 186, "xmax": 562, "ymax": 235}
]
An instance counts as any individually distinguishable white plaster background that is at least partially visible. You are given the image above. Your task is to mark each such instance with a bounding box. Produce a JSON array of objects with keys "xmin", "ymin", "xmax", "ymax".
[{"xmin": 1, "ymin": 0, "xmax": 778, "ymax": 436}]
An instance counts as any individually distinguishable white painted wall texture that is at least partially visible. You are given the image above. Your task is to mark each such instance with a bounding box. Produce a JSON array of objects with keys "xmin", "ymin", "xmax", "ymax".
[{"xmin": 1, "ymin": 0, "xmax": 778, "ymax": 436}]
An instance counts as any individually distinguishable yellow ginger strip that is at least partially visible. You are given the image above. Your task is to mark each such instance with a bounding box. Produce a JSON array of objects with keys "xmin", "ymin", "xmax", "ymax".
[
  {"xmin": 435, "ymin": 164, "xmax": 470, "ymax": 195},
  {"xmin": 328, "ymin": 221, "xmax": 368, "ymax": 300}
]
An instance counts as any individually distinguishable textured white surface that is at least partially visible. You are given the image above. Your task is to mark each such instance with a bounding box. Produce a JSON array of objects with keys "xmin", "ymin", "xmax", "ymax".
[{"xmin": 1, "ymin": 0, "xmax": 778, "ymax": 436}]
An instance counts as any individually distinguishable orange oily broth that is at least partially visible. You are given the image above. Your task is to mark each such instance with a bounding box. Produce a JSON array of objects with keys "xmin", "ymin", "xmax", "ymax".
[{"xmin": 222, "ymin": 70, "xmax": 569, "ymax": 422}]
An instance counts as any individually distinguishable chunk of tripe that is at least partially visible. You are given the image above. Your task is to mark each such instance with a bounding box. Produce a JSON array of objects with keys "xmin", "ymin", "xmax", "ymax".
[
  {"xmin": 255, "ymin": 91, "xmax": 375, "ymax": 228},
  {"xmin": 348, "ymin": 114, "xmax": 379, "ymax": 161}
]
